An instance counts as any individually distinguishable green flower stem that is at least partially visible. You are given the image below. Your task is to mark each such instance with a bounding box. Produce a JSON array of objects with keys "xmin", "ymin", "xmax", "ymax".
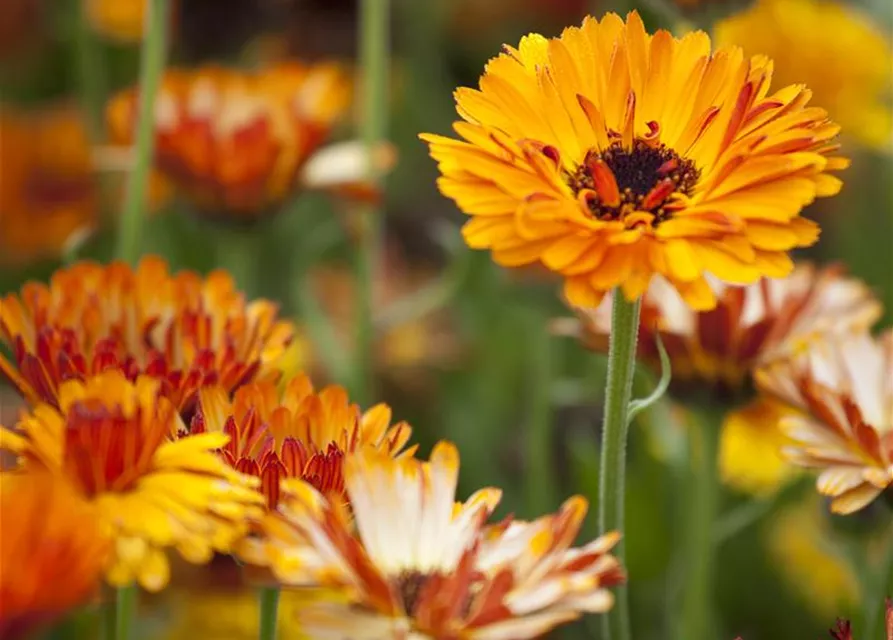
[
  {"xmin": 71, "ymin": 0, "xmax": 107, "ymax": 144},
  {"xmin": 525, "ymin": 312, "xmax": 556, "ymax": 514},
  {"xmin": 258, "ymin": 586, "xmax": 281, "ymax": 640},
  {"xmin": 114, "ymin": 585, "xmax": 137, "ymax": 640},
  {"xmin": 352, "ymin": 0, "xmax": 390, "ymax": 406},
  {"xmin": 679, "ymin": 406, "xmax": 722, "ymax": 640},
  {"xmin": 598, "ymin": 292, "xmax": 641, "ymax": 640},
  {"xmin": 116, "ymin": 0, "xmax": 170, "ymax": 264},
  {"xmin": 863, "ymin": 530, "xmax": 893, "ymax": 639},
  {"xmin": 101, "ymin": 594, "xmax": 116, "ymax": 640}
]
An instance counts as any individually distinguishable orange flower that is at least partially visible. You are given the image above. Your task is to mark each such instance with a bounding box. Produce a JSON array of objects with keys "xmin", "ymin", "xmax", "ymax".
[
  {"xmin": 0, "ymin": 256, "xmax": 293, "ymax": 416},
  {"xmin": 755, "ymin": 330, "xmax": 893, "ymax": 514},
  {"xmin": 245, "ymin": 442, "xmax": 625, "ymax": 639},
  {"xmin": 557, "ymin": 263, "xmax": 881, "ymax": 397},
  {"xmin": 0, "ymin": 472, "xmax": 109, "ymax": 639},
  {"xmin": 84, "ymin": 0, "xmax": 179, "ymax": 43},
  {"xmin": 0, "ymin": 372, "xmax": 265, "ymax": 591},
  {"xmin": 421, "ymin": 12, "xmax": 845, "ymax": 311},
  {"xmin": 0, "ymin": 106, "xmax": 98, "ymax": 266},
  {"xmin": 107, "ymin": 63, "xmax": 391, "ymax": 220},
  {"xmin": 192, "ymin": 373, "xmax": 415, "ymax": 511}
]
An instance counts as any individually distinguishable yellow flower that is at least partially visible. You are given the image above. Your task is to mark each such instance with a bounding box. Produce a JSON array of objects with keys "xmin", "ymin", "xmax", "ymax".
[
  {"xmin": 245, "ymin": 441, "xmax": 625, "ymax": 639},
  {"xmin": 192, "ymin": 373, "xmax": 415, "ymax": 512},
  {"xmin": 766, "ymin": 498, "xmax": 858, "ymax": 617},
  {"xmin": 718, "ymin": 397, "xmax": 801, "ymax": 495},
  {"xmin": 0, "ymin": 371, "xmax": 265, "ymax": 592},
  {"xmin": 0, "ymin": 256, "xmax": 294, "ymax": 416},
  {"xmin": 0, "ymin": 471, "xmax": 109, "ymax": 640},
  {"xmin": 715, "ymin": 0, "xmax": 892, "ymax": 150},
  {"xmin": 756, "ymin": 330, "xmax": 893, "ymax": 514},
  {"xmin": 107, "ymin": 63, "xmax": 393, "ymax": 220},
  {"xmin": 0, "ymin": 106, "xmax": 98, "ymax": 266},
  {"xmin": 421, "ymin": 11, "xmax": 846, "ymax": 311}
]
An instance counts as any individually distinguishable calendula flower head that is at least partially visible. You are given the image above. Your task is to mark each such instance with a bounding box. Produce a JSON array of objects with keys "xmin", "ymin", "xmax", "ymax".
[
  {"xmin": 0, "ymin": 106, "xmax": 98, "ymax": 266},
  {"xmin": 0, "ymin": 471, "xmax": 109, "ymax": 640},
  {"xmin": 0, "ymin": 256, "xmax": 294, "ymax": 417},
  {"xmin": 243, "ymin": 441, "xmax": 625, "ymax": 639},
  {"xmin": 0, "ymin": 372, "xmax": 265, "ymax": 591},
  {"xmin": 422, "ymin": 12, "xmax": 846, "ymax": 311},
  {"xmin": 555, "ymin": 263, "xmax": 880, "ymax": 496},
  {"xmin": 716, "ymin": 0, "xmax": 892, "ymax": 150},
  {"xmin": 755, "ymin": 330, "xmax": 893, "ymax": 514},
  {"xmin": 191, "ymin": 373, "xmax": 415, "ymax": 511},
  {"xmin": 107, "ymin": 62, "xmax": 393, "ymax": 220},
  {"xmin": 557, "ymin": 263, "xmax": 881, "ymax": 397}
]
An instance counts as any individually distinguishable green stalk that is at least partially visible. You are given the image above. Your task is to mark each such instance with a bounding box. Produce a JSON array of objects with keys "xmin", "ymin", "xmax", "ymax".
[
  {"xmin": 101, "ymin": 596, "xmax": 116, "ymax": 640},
  {"xmin": 258, "ymin": 586, "xmax": 281, "ymax": 640},
  {"xmin": 116, "ymin": 0, "xmax": 170, "ymax": 264},
  {"xmin": 525, "ymin": 312, "xmax": 556, "ymax": 514},
  {"xmin": 71, "ymin": 0, "xmax": 107, "ymax": 144},
  {"xmin": 114, "ymin": 585, "xmax": 137, "ymax": 640},
  {"xmin": 216, "ymin": 225, "xmax": 259, "ymax": 293},
  {"xmin": 862, "ymin": 531, "xmax": 893, "ymax": 639},
  {"xmin": 598, "ymin": 292, "xmax": 641, "ymax": 640},
  {"xmin": 352, "ymin": 0, "xmax": 390, "ymax": 406},
  {"xmin": 679, "ymin": 406, "xmax": 722, "ymax": 640}
]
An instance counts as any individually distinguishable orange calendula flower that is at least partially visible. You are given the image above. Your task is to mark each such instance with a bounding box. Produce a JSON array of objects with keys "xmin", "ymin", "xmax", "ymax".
[
  {"xmin": 107, "ymin": 62, "xmax": 392, "ymax": 220},
  {"xmin": 191, "ymin": 373, "xmax": 415, "ymax": 511},
  {"xmin": 555, "ymin": 263, "xmax": 881, "ymax": 495},
  {"xmin": 755, "ymin": 330, "xmax": 893, "ymax": 514},
  {"xmin": 0, "ymin": 106, "xmax": 98, "ymax": 266},
  {"xmin": 0, "ymin": 256, "xmax": 293, "ymax": 416},
  {"xmin": 557, "ymin": 263, "xmax": 881, "ymax": 396},
  {"xmin": 421, "ymin": 11, "xmax": 846, "ymax": 311},
  {"xmin": 0, "ymin": 372, "xmax": 265, "ymax": 592},
  {"xmin": 715, "ymin": 0, "xmax": 892, "ymax": 150},
  {"xmin": 244, "ymin": 442, "xmax": 625, "ymax": 639},
  {"xmin": 0, "ymin": 472, "xmax": 109, "ymax": 640}
]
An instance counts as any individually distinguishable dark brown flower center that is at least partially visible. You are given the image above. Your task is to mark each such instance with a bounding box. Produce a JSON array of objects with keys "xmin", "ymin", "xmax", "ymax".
[
  {"xmin": 397, "ymin": 570, "xmax": 429, "ymax": 616},
  {"xmin": 569, "ymin": 140, "xmax": 699, "ymax": 225}
]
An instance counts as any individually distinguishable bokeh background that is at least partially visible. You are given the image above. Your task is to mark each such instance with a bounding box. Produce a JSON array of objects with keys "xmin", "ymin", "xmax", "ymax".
[{"xmin": 0, "ymin": 0, "xmax": 891, "ymax": 638}]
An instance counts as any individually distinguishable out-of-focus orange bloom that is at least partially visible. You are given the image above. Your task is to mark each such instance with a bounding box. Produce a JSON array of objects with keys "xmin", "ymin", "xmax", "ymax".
[
  {"xmin": 0, "ymin": 107, "xmax": 98, "ymax": 266},
  {"xmin": 107, "ymin": 63, "xmax": 391, "ymax": 220},
  {"xmin": 84, "ymin": 0, "xmax": 179, "ymax": 43},
  {"xmin": 0, "ymin": 256, "xmax": 294, "ymax": 416},
  {"xmin": 0, "ymin": 471, "xmax": 109, "ymax": 639},
  {"xmin": 558, "ymin": 264, "xmax": 881, "ymax": 399},
  {"xmin": 192, "ymin": 373, "xmax": 415, "ymax": 512}
]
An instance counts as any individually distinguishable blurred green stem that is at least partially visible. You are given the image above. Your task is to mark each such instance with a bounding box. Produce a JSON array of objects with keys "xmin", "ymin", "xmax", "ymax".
[
  {"xmin": 116, "ymin": 0, "xmax": 170, "ymax": 264},
  {"xmin": 352, "ymin": 0, "xmax": 390, "ymax": 406},
  {"xmin": 101, "ymin": 596, "xmax": 115, "ymax": 640},
  {"xmin": 598, "ymin": 293, "xmax": 641, "ymax": 640},
  {"xmin": 258, "ymin": 587, "xmax": 280, "ymax": 640},
  {"xmin": 71, "ymin": 0, "xmax": 107, "ymax": 143},
  {"xmin": 114, "ymin": 585, "xmax": 137, "ymax": 640},
  {"xmin": 679, "ymin": 407, "xmax": 722, "ymax": 640},
  {"xmin": 525, "ymin": 312, "xmax": 556, "ymax": 514},
  {"xmin": 862, "ymin": 531, "xmax": 893, "ymax": 639}
]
